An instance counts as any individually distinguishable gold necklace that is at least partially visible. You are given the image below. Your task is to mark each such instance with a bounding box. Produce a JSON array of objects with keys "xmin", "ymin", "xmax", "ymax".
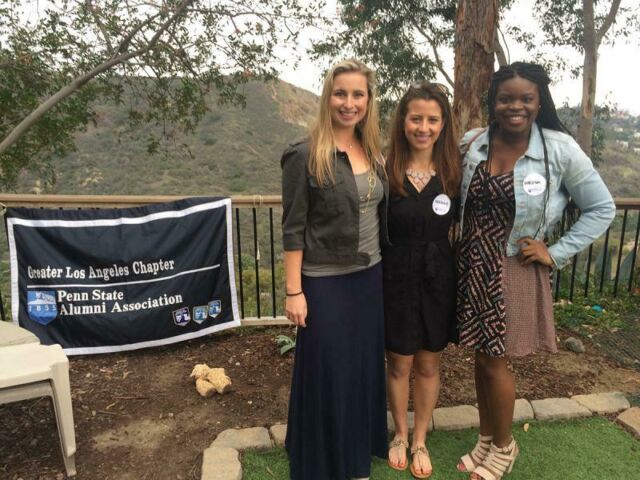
[
  {"xmin": 359, "ymin": 168, "xmax": 377, "ymax": 214},
  {"xmin": 338, "ymin": 137, "xmax": 358, "ymax": 151}
]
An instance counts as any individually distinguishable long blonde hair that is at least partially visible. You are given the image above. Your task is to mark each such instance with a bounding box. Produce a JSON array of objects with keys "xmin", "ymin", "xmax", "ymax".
[{"xmin": 309, "ymin": 59, "xmax": 383, "ymax": 184}]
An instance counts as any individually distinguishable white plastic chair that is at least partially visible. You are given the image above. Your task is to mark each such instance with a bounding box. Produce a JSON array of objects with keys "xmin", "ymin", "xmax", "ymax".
[
  {"xmin": 0, "ymin": 320, "xmax": 40, "ymax": 346},
  {"xmin": 0, "ymin": 343, "xmax": 77, "ymax": 477}
]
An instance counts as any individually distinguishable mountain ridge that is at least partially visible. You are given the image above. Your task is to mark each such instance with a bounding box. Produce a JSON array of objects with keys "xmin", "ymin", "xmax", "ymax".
[{"xmin": 14, "ymin": 82, "xmax": 639, "ymax": 198}]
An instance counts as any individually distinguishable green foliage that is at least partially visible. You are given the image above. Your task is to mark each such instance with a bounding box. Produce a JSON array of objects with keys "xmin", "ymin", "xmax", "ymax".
[
  {"xmin": 554, "ymin": 297, "xmax": 620, "ymax": 335},
  {"xmin": 534, "ymin": 0, "xmax": 639, "ymax": 52},
  {"xmin": 309, "ymin": 1, "xmax": 517, "ymax": 117},
  {"xmin": 0, "ymin": 2, "xmax": 98, "ymax": 188},
  {"xmin": 557, "ymin": 103, "xmax": 613, "ymax": 165},
  {"xmin": 275, "ymin": 334, "xmax": 296, "ymax": 355},
  {"xmin": 503, "ymin": 1, "xmax": 639, "ymax": 157},
  {"xmin": 0, "ymin": 0, "xmax": 323, "ymax": 189},
  {"xmin": 554, "ymin": 292, "xmax": 639, "ymax": 336},
  {"xmin": 311, "ymin": 0, "xmax": 458, "ymax": 114}
]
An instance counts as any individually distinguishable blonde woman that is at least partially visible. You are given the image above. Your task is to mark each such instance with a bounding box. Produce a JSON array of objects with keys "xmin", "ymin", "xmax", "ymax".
[{"xmin": 282, "ymin": 59, "xmax": 389, "ymax": 480}]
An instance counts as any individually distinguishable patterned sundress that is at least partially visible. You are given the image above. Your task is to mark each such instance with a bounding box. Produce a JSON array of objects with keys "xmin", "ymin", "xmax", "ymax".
[{"xmin": 456, "ymin": 163, "xmax": 515, "ymax": 357}]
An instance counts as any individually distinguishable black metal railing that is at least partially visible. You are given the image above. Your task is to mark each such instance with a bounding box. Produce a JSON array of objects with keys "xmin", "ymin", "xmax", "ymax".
[
  {"xmin": 0, "ymin": 194, "xmax": 638, "ymax": 325},
  {"xmin": 552, "ymin": 198, "xmax": 640, "ymax": 301},
  {"xmin": 233, "ymin": 197, "xmax": 284, "ymax": 321}
]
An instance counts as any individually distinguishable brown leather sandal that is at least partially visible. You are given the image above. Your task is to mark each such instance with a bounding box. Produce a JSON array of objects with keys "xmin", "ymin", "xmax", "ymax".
[
  {"xmin": 387, "ymin": 437, "xmax": 409, "ymax": 471},
  {"xmin": 410, "ymin": 445, "xmax": 432, "ymax": 479}
]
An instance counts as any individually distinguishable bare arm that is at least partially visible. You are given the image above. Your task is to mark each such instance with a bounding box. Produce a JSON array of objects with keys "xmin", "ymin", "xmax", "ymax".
[
  {"xmin": 281, "ymin": 142, "xmax": 309, "ymax": 326},
  {"xmin": 284, "ymin": 250, "xmax": 307, "ymax": 327}
]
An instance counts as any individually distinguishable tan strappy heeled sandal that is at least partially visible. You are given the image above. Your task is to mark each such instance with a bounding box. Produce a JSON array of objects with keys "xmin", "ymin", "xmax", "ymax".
[
  {"xmin": 471, "ymin": 438, "xmax": 519, "ymax": 480},
  {"xmin": 387, "ymin": 437, "xmax": 409, "ymax": 471},
  {"xmin": 457, "ymin": 434, "xmax": 493, "ymax": 472}
]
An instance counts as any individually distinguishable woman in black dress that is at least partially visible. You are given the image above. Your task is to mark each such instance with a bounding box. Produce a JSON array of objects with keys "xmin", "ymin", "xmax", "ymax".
[{"xmin": 383, "ymin": 82, "xmax": 461, "ymax": 478}]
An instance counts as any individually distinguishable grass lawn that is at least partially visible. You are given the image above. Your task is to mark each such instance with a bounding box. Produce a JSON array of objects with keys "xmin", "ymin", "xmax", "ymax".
[{"xmin": 243, "ymin": 417, "xmax": 639, "ymax": 479}]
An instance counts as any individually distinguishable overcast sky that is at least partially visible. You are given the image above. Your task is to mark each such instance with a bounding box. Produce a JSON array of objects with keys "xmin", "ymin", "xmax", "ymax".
[
  {"xmin": 280, "ymin": 0, "xmax": 640, "ymax": 115},
  {"xmin": 21, "ymin": 1, "xmax": 640, "ymax": 115}
]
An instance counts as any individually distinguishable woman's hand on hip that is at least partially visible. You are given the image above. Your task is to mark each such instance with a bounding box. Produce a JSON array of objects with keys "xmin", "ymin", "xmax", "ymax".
[
  {"xmin": 517, "ymin": 237, "xmax": 554, "ymax": 267},
  {"xmin": 285, "ymin": 294, "xmax": 308, "ymax": 327}
]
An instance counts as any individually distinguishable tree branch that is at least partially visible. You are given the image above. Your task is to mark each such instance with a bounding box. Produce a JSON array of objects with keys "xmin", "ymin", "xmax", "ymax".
[
  {"xmin": 115, "ymin": 11, "xmax": 163, "ymax": 55},
  {"xmin": 596, "ymin": 0, "xmax": 622, "ymax": 46},
  {"xmin": 159, "ymin": 40, "xmax": 199, "ymax": 77},
  {"xmin": 409, "ymin": 17, "xmax": 454, "ymax": 88},
  {"xmin": 0, "ymin": 0, "xmax": 194, "ymax": 157},
  {"xmin": 85, "ymin": 0, "xmax": 114, "ymax": 54},
  {"xmin": 494, "ymin": 28, "xmax": 507, "ymax": 66}
]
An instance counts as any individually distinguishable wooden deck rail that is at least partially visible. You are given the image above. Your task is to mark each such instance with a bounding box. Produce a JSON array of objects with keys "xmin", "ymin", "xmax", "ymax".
[
  {"xmin": 0, "ymin": 193, "xmax": 638, "ymax": 210},
  {"xmin": 0, "ymin": 193, "xmax": 283, "ymax": 209}
]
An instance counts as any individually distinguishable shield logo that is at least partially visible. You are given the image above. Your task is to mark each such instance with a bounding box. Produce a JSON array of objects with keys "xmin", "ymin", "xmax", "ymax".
[
  {"xmin": 27, "ymin": 291, "xmax": 58, "ymax": 325},
  {"xmin": 172, "ymin": 307, "xmax": 191, "ymax": 326},
  {"xmin": 193, "ymin": 305, "xmax": 208, "ymax": 324},
  {"xmin": 208, "ymin": 300, "xmax": 222, "ymax": 318}
]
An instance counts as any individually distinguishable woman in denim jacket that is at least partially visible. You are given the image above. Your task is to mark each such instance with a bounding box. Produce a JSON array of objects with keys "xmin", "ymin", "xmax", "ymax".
[
  {"xmin": 281, "ymin": 59, "xmax": 389, "ymax": 480},
  {"xmin": 455, "ymin": 62, "xmax": 615, "ymax": 480}
]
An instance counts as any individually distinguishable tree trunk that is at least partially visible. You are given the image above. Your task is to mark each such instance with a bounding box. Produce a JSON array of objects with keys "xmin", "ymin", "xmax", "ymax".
[
  {"xmin": 578, "ymin": 0, "xmax": 596, "ymax": 156},
  {"xmin": 453, "ymin": 0, "xmax": 499, "ymax": 134}
]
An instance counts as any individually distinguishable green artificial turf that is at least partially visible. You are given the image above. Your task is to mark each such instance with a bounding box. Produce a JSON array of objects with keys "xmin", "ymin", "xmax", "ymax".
[{"xmin": 242, "ymin": 417, "xmax": 639, "ymax": 479}]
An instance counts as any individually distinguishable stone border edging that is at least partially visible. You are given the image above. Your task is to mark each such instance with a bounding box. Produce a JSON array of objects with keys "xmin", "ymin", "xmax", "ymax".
[{"xmin": 201, "ymin": 391, "xmax": 635, "ymax": 480}]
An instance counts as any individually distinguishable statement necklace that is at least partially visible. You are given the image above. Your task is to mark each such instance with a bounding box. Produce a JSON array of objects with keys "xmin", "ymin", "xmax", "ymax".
[
  {"xmin": 359, "ymin": 168, "xmax": 377, "ymax": 214},
  {"xmin": 406, "ymin": 167, "xmax": 436, "ymax": 192}
]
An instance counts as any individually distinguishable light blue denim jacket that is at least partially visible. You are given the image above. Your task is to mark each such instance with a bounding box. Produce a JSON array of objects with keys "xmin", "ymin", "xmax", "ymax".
[{"xmin": 459, "ymin": 126, "xmax": 616, "ymax": 269}]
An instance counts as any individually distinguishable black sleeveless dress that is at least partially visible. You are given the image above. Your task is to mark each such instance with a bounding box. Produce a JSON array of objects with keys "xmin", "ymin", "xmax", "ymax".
[{"xmin": 382, "ymin": 176, "xmax": 457, "ymax": 354}]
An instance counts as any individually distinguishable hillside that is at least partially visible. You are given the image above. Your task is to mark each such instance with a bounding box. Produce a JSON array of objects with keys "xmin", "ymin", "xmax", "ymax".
[
  {"xmin": 598, "ymin": 112, "xmax": 640, "ymax": 198},
  {"xmin": 16, "ymin": 80, "xmax": 318, "ymax": 196},
  {"xmin": 598, "ymin": 146, "xmax": 640, "ymax": 198},
  {"xmin": 557, "ymin": 108, "xmax": 640, "ymax": 198},
  {"xmin": 14, "ymin": 90, "xmax": 640, "ymax": 198}
]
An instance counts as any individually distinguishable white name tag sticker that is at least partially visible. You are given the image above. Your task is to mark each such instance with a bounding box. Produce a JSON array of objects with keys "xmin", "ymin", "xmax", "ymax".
[
  {"xmin": 523, "ymin": 173, "xmax": 546, "ymax": 196},
  {"xmin": 432, "ymin": 194, "xmax": 451, "ymax": 216}
]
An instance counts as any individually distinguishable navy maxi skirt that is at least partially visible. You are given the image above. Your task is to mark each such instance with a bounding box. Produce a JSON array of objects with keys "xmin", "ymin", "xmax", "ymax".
[{"xmin": 285, "ymin": 263, "xmax": 388, "ymax": 480}]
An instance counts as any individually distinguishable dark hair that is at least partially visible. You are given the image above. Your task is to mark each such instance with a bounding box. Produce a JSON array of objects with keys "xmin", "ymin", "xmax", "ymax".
[
  {"xmin": 487, "ymin": 62, "xmax": 569, "ymax": 237},
  {"xmin": 488, "ymin": 62, "xmax": 570, "ymax": 134},
  {"xmin": 386, "ymin": 82, "xmax": 461, "ymax": 197}
]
